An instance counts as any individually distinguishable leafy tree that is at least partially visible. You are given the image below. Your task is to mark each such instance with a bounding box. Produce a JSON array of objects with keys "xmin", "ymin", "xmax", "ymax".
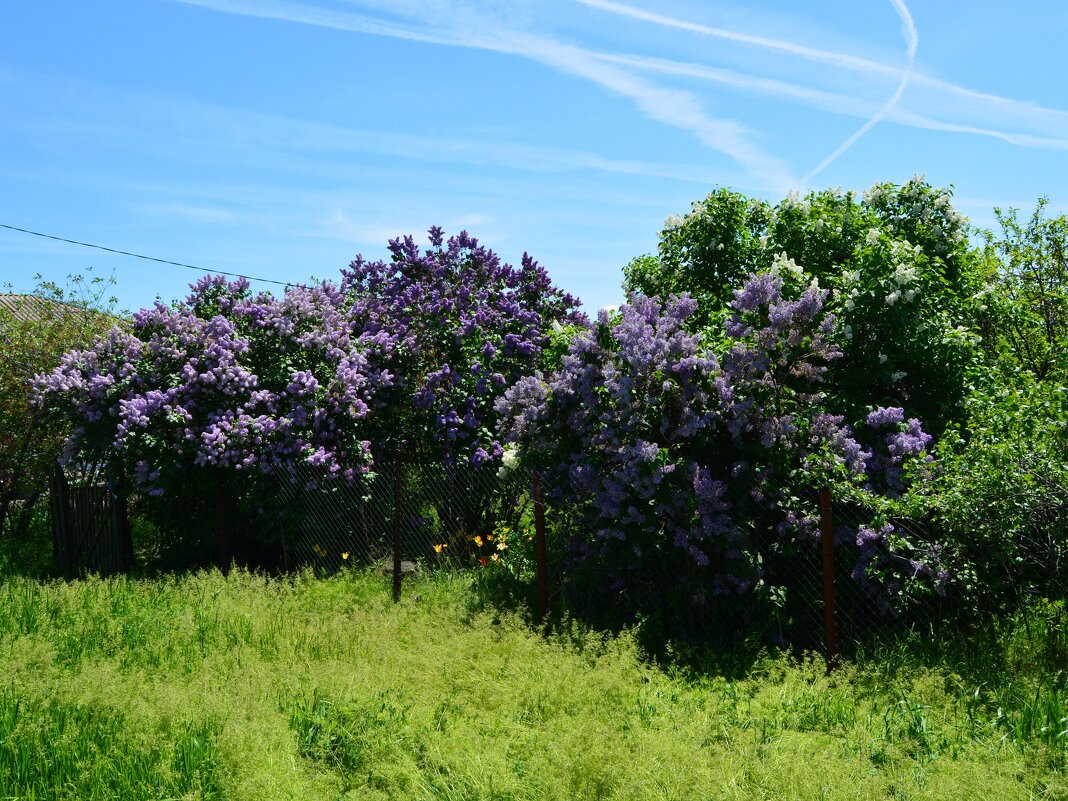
[
  {"xmin": 920, "ymin": 199, "xmax": 1068, "ymax": 613},
  {"xmin": 985, "ymin": 198, "xmax": 1068, "ymax": 381},
  {"xmin": 0, "ymin": 272, "xmax": 117, "ymax": 540},
  {"xmin": 924, "ymin": 381, "xmax": 1068, "ymax": 613},
  {"xmin": 624, "ymin": 178, "xmax": 991, "ymax": 435}
]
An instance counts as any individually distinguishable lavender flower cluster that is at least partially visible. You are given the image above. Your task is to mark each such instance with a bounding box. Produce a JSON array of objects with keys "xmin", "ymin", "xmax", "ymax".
[
  {"xmin": 35, "ymin": 229, "xmax": 583, "ymax": 495},
  {"xmin": 36, "ymin": 275, "xmax": 384, "ymax": 493},
  {"xmin": 498, "ymin": 272, "xmax": 942, "ymax": 608},
  {"xmin": 339, "ymin": 227, "xmax": 584, "ymax": 465}
]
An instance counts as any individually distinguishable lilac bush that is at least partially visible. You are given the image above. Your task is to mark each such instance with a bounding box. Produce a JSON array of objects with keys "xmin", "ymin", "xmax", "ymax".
[
  {"xmin": 34, "ymin": 229, "xmax": 582, "ymax": 563},
  {"xmin": 340, "ymin": 227, "xmax": 585, "ymax": 465},
  {"xmin": 36, "ymin": 275, "xmax": 386, "ymax": 494},
  {"xmin": 37, "ymin": 229, "xmax": 582, "ymax": 484},
  {"xmin": 499, "ymin": 273, "xmax": 944, "ymax": 624}
]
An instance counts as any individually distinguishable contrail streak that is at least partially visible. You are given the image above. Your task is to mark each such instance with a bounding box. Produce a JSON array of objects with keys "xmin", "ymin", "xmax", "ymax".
[
  {"xmin": 574, "ymin": 0, "xmax": 901, "ymax": 76},
  {"xmin": 574, "ymin": 0, "xmax": 1068, "ymax": 131},
  {"xmin": 802, "ymin": 0, "xmax": 918, "ymax": 183}
]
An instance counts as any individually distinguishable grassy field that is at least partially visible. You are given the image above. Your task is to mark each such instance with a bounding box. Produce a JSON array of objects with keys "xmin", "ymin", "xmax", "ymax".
[{"xmin": 0, "ymin": 568, "xmax": 1064, "ymax": 800}]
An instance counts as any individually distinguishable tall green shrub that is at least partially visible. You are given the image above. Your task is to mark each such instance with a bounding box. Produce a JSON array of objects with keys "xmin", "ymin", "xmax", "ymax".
[
  {"xmin": 624, "ymin": 178, "xmax": 993, "ymax": 434},
  {"xmin": 0, "ymin": 272, "xmax": 117, "ymax": 541}
]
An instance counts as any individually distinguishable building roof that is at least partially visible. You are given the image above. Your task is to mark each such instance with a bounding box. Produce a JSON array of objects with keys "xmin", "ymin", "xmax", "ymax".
[
  {"xmin": 0, "ymin": 294, "xmax": 107, "ymax": 325},
  {"xmin": 0, "ymin": 294, "xmax": 59, "ymax": 323}
]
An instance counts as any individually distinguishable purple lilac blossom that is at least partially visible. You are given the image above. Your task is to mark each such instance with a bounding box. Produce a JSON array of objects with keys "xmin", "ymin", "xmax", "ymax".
[
  {"xmin": 498, "ymin": 271, "xmax": 944, "ymax": 611},
  {"xmin": 35, "ymin": 227, "xmax": 584, "ymax": 494}
]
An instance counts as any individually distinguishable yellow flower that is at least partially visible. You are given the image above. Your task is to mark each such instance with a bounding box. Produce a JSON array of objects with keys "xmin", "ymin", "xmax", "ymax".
[
  {"xmin": 433, "ymin": 543, "xmax": 445, "ymax": 554},
  {"xmin": 491, "ymin": 553, "xmax": 500, "ymax": 562},
  {"xmin": 486, "ymin": 533, "xmax": 494, "ymax": 542},
  {"xmin": 473, "ymin": 535, "xmax": 484, "ymax": 547},
  {"xmin": 496, "ymin": 541, "xmax": 508, "ymax": 551},
  {"xmin": 341, "ymin": 552, "xmax": 349, "ymax": 560}
]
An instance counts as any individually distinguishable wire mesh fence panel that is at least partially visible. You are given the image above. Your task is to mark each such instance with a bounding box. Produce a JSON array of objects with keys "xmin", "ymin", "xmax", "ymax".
[
  {"xmin": 727, "ymin": 480, "xmax": 830, "ymax": 653},
  {"xmin": 275, "ymin": 464, "xmax": 395, "ymax": 571},
  {"xmin": 827, "ymin": 502, "xmax": 951, "ymax": 648},
  {"xmin": 529, "ymin": 469, "xmax": 836, "ymax": 650},
  {"xmin": 269, "ymin": 454, "xmax": 1013, "ymax": 664},
  {"xmin": 531, "ymin": 470, "xmax": 968, "ymax": 662},
  {"xmin": 275, "ymin": 457, "xmax": 537, "ymax": 577}
]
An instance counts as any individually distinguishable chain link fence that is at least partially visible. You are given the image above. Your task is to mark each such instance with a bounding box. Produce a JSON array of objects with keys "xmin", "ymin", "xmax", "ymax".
[
  {"xmin": 275, "ymin": 455, "xmax": 534, "ymax": 576},
  {"xmin": 29, "ymin": 446, "xmax": 1056, "ymax": 665},
  {"xmin": 272, "ymin": 457, "xmax": 971, "ymax": 663}
]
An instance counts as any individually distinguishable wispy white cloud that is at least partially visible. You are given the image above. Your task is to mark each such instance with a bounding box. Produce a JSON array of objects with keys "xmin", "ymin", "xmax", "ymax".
[
  {"xmin": 574, "ymin": 0, "xmax": 901, "ymax": 77},
  {"xmin": 591, "ymin": 50, "xmax": 1068, "ymax": 152},
  {"xmin": 175, "ymin": 0, "xmax": 459, "ymax": 46},
  {"xmin": 173, "ymin": 0, "xmax": 798, "ymax": 190},
  {"xmin": 885, "ymin": 111, "xmax": 1068, "ymax": 151},
  {"xmin": 592, "ymin": 51, "xmax": 855, "ymax": 109},
  {"xmin": 1, "ymin": 64, "xmax": 769, "ymax": 186},
  {"xmin": 143, "ymin": 203, "xmax": 236, "ymax": 222},
  {"xmin": 576, "ymin": 0, "xmax": 1068, "ymax": 149},
  {"xmin": 500, "ymin": 34, "xmax": 797, "ymax": 190},
  {"xmin": 172, "ymin": 0, "xmax": 1068, "ymax": 190}
]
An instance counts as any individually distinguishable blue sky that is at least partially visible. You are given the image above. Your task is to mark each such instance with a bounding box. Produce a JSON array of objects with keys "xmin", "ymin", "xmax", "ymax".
[{"xmin": 2, "ymin": 0, "xmax": 1067, "ymax": 314}]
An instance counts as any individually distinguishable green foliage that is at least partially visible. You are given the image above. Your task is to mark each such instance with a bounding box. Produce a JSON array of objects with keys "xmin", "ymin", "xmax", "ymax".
[
  {"xmin": 624, "ymin": 179, "xmax": 991, "ymax": 434},
  {"xmin": 0, "ymin": 502, "xmax": 58, "ymax": 578},
  {"xmin": 0, "ymin": 692, "xmax": 221, "ymax": 800},
  {"xmin": 922, "ymin": 380, "xmax": 1068, "ymax": 611},
  {"xmin": 984, "ymin": 198, "xmax": 1068, "ymax": 381},
  {"xmin": 0, "ymin": 568, "xmax": 1063, "ymax": 800},
  {"xmin": 0, "ymin": 271, "xmax": 118, "ymax": 541},
  {"xmin": 897, "ymin": 198, "xmax": 1068, "ymax": 623}
]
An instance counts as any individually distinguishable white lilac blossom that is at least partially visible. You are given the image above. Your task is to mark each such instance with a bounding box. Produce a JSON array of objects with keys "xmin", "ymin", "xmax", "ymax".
[
  {"xmin": 893, "ymin": 263, "xmax": 918, "ymax": 285},
  {"xmin": 770, "ymin": 252, "xmax": 804, "ymax": 279},
  {"xmin": 625, "ymin": 179, "xmax": 983, "ymax": 438}
]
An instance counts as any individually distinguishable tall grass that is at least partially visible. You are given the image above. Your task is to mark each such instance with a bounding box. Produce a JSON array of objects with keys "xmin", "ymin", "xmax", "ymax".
[
  {"xmin": 0, "ymin": 690, "xmax": 221, "ymax": 800},
  {"xmin": 0, "ymin": 568, "xmax": 1063, "ymax": 800}
]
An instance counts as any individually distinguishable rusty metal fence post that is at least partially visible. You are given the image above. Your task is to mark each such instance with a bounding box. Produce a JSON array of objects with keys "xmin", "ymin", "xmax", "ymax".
[
  {"xmin": 533, "ymin": 472, "xmax": 548, "ymax": 623},
  {"xmin": 393, "ymin": 455, "xmax": 404, "ymax": 603},
  {"xmin": 818, "ymin": 486, "xmax": 839, "ymax": 670}
]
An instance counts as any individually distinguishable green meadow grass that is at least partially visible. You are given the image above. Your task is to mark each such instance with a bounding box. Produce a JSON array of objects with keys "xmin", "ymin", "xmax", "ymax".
[{"xmin": 0, "ymin": 568, "xmax": 1063, "ymax": 800}]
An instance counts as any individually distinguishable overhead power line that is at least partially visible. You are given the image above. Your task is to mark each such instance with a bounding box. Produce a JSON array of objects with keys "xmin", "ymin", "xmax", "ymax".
[{"xmin": 0, "ymin": 223, "xmax": 293, "ymax": 288}]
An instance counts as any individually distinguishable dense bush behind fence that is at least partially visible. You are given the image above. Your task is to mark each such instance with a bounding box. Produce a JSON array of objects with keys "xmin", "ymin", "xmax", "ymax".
[
  {"xmin": 20, "ymin": 453, "xmax": 1059, "ymax": 665},
  {"xmin": 275, "ymin": 456, "xmax": 534, "ymax": 574},
  {"xmin": 274, "ymin": 458, "xmax": 950, "ymax": 662}
]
